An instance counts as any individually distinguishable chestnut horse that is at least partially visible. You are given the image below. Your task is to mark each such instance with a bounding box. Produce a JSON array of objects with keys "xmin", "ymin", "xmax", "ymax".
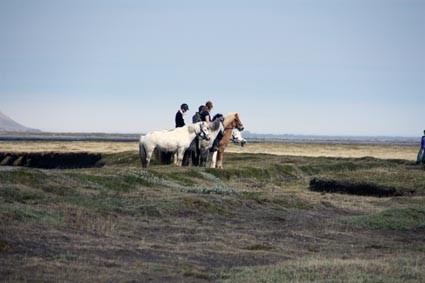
[
  {"xmin": 198, "ymin": 112, "xmax": 244, "ymax": 167},
  {"xmin": 210, "ymin": 128, "xmax": 246, "ymax": 169}
]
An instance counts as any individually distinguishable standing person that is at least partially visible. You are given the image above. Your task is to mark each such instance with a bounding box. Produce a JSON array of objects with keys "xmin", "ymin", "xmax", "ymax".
[
  {"xmin": 417, "ymin": 130, "xmax": 425, "ymax": 164},
  {"xmin": 200, "ymin": 101, "xmax": 213, "ymax": 123},
  {"xmin": 184, "ymin": 105, "xmax": 205, "ymax": 166},
  {"xmin": 175, "ymin": 103, "xmax": 189, "ymax": 128}
]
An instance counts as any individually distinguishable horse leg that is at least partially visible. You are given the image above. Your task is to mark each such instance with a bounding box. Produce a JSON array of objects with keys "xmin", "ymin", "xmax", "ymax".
[
  {"xmin": 145, "ymin": 147, "xmax": 155, "ymax": 168},
  {"xmin": 199, "ymin": 150, "xmax": 208, "ymax": 167},
  {"xmin": 210, "ymin": 151, "xmax": 217, "ymax": 168},
  {"xmin": 163, "ymin": 151, "xmax": 173, "ymax": 164},
  {"xmin": 189, "ymin": 138, "xmax": 199, "ymax": 166},
  {"xmin": 173, "ymin": 152, "xmax": 178, "ymax": 165},
  {"xmin": 182, "ymin": 149, "xmax": 192, "ymax": 166},
  {"xmin": 175, "ymin": 148, "xmax": 185, "ymax": 166},
  {"xmin": 155, "ymin": 149, "xmax": 172, "ymax": 164},
  {"xmin": 139, "ymin": 142, "xmax": 148, "ymax": 168},
  {"xmin": 192, "ymin": 148, "xmax": 199, "ymax": 166},
  {"xmin": 217, "ymin": 151, "xmax": 224, "ymax": 169}
]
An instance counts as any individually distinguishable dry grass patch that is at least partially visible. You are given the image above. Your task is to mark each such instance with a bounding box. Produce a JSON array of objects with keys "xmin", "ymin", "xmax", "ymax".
[
  {"xmin": 0, "ymin": 140, "xmax": 419, "ymax": 160},
  {"xmin": 222, "ymin": 255, "xmax": 425, "ymax": 283},
  {"xmin": 227, "ymin": 142, "xmax": 418, "ymax": 160},
  {"xmin": 0, "ymin": 141, "xmax": 137, "ymax": 153}
]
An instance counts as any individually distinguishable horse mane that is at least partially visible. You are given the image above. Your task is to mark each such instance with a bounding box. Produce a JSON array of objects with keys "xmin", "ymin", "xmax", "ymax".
[
  {"xmin": 212, "ymin": 113, "xmax": 223, "ymax": 121},
  {"xmin": 210, "ymin": 117, "xmax": 223, "ymax": 131},
  {"xmin": 224, "ymin": 112, "xmax": 238, "ymax": 128}
]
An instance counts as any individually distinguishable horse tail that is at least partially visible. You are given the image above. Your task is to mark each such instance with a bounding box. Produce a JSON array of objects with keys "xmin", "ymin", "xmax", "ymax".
[{"xmin": 139, "ymin": 136, "xmax": 148, "ymax": 168}]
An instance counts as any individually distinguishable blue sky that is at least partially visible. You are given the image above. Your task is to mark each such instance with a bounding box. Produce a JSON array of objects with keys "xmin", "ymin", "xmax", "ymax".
[{"xmin": 0, "ymin": 0, "xmax": 424, "ymax": 136}]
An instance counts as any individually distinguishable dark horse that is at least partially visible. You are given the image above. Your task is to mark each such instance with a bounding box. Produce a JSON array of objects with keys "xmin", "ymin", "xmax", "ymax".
[{"xmin": 185, "ymin": 113, "xmax": 224, "ymax": 166}]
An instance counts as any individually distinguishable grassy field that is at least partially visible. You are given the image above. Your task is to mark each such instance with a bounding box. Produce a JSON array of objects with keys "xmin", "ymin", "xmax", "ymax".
[
  {"xmin": 0, "ymin": 140, "xmax": 418, "ymax": 160},
  {"xmin": 0, "ymin": 141, "xmax": 424, "ymax": 282}
]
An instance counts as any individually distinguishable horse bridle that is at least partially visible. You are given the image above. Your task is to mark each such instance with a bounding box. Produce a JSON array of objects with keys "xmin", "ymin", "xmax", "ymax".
[
  {"xmin": 198, "ymin": 122, "xmax": 210, "ymax": 140},
  {"xmin": 231, "ymin": 130, "xmax": 239, "ymax": 143},
  {"xmin": 231, "ymin": 129, "xmax": 247, "ymax": 146}
]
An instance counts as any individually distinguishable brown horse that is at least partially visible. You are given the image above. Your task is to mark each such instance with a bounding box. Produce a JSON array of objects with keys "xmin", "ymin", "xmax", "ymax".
[
  {"xmin": 211, "ymin": 128, "xmax": 246, "ymax": 169},
  {"xmin": 209, "ymin": 112, "xmax": 244, "ymax": 169}
]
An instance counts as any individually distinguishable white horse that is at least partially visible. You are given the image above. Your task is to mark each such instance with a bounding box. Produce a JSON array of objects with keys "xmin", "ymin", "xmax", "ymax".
[
  {"xmin": 210, "ymin": 128, "xmax": 247, "ymax": 168},
  {"xmin": 230, "ymin": 128, "xmax": 247, "ymax": 146},
  {"xmin": 139, "ymin": 122, "xmax": 210, "ymax": 168},
  {"xmin": 181, "ymin": 116, "xmax": 225, "ymax": 166}
]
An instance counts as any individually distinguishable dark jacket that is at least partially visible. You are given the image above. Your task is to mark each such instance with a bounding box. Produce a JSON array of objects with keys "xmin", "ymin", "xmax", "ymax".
[
  {"xmin": 192, "ymin": 112, "xmax": 201, "ymax": 123},
  {"xmin": 200, "ymin": 110, "xmax": 211, "ymax": 122},
  {"xmin": 175, "ymin": 111, "xmax": 185, "ymax": 128}
]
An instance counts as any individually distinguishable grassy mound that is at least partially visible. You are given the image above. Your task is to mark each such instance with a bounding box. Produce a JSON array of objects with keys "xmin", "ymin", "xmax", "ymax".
[{"xmin": 343, "ymin": 208, "xmax": 425, "ymax": 230}]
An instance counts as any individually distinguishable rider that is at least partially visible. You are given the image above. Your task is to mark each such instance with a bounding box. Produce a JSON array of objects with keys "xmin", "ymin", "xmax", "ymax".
[
  {"xmin": 200, "ymin": 101, "xmax": 213, "ymax": 123},
  {"xmin": 192, "ymin": 105, "xmax": 204, "ymax": 123},
  {"xmin": 417, "ymin": 130, "xmax": 425, "ymax": 164},
  {"xmin": 175, "ymin": 103, "xmax": 189, "ymax": 128},
  {"xmin": 200, "ymin": 101, "xmax": 222, "ymax": 153},
  {"xmin": 184, "ymin": 104, "xmax": 206, "ymax": 166}
]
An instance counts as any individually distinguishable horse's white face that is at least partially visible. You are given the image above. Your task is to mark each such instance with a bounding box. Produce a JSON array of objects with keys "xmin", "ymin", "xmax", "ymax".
[
  {"xmin": 199, "ymin": 122, "xmax": 211, "ymax": 141},
  {"xmin": 231, "ymin": 129, "xmax": 247, "ymax": 147}
]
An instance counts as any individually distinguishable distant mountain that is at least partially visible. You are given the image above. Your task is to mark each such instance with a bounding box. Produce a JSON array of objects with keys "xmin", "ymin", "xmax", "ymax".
[{"xmin": 0, "ymin": 111, "xmax": 41, "ymax": 132}]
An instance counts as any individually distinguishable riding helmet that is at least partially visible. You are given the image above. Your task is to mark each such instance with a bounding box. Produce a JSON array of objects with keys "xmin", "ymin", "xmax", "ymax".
[{"xmin": 181, "ymin": 103, "xmax": 189, "ymax": 111}]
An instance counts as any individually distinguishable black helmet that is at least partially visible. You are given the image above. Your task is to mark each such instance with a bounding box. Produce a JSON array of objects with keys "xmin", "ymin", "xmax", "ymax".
[{"xmin": 181, "ymin": 103, "xmax": 189, "ymax": 111}]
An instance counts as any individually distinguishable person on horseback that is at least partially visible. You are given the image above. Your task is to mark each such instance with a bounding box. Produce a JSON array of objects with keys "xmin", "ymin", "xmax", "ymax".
[
  {"xmin": 200, "ymin": 101, "xmax": 213, "ymax": 123},
  {"xmin": 175, "ymin": 103, "xmax": 189, "ymax": 128},
  {"xmin": 185, "ymin": 101, "xmax": 215, "ymax": 166},
  {"xmin": 200, "ymin": 101, "xmax": 222, "ymax": 151},
  {"xmin": 417, "ymin": 130, "xmax": 425, "ymax": 164},
  {"xmin": 192, "ymin": 105, "xmax": 204, "ymax": 123},
  {"xmin": 184, "ymin": 104, "xmax": 207, "ymax": 166}
]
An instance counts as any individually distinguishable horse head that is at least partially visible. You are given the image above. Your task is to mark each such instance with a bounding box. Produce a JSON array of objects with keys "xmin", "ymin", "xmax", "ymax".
[
  {"xmin": 198, "ymin": 122, "xmax": 211, "ymax": 141},
  {"xmin": 231, "ymin": 129, "xmax": 247, "ymax": 147},
  {"xmin": 226, "ymin": 113, "xmax": 244, "ymax": 131}
]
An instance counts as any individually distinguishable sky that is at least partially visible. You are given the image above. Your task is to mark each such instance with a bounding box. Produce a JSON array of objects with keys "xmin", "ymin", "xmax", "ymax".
[{"xmin": 0, "ymin": 0, "xmax": 424, "ymax": 136}]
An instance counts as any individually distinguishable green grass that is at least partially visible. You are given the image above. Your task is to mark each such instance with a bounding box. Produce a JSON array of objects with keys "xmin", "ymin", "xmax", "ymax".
[
  {"xmin": 222, "ymin": 255, "xmax": 425, "ymax": 283},
  {"xmin": 1, "ymin": 150, "xmax": 425, "ymax": 282},
  {"xmin": 343, "ymin": 208, "xmax": 425, "ymax": 230},
  {"xmin": 0, "ymin": 185, "xmax": 45, "ymax": 203},
  {"xmin": 0, "ymin": 202, "xmax": 62, "ymax": 224}
]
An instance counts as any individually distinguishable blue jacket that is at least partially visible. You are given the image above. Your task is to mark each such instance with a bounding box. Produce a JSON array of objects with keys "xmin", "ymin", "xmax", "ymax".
[{"xmin": 421, "ymin": 136, "xmax": 425, "ymax": 149}]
